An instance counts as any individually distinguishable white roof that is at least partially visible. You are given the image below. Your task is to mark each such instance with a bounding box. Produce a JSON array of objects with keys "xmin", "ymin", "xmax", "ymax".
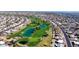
[
  {"xmin": 74, "ymin": 41, "xmax": 79, "ymax": 45},
  {"xmin": 55, "ymin": 36, "xmax": 60, "ymax": 39},
  {"xmin": 57, "ymin": 40, "xmax": 63, "ymax": 43},
  {"xmin": 70, "ymin": 34, "xmax": 74, "ymax": 38},
  {"xmin": 74, "ymin": 38, "xmax": 78, "ymax": 40},
  {"xmin": 0, "ymin": 41, "xmax": 5, "ymax": 45},
  {"xmin": 68, "ymin": 31, "xmax": 72, "ymax": 33}
]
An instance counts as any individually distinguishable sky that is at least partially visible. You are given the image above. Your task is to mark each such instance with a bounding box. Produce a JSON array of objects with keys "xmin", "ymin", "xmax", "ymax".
[{"xmin": 0, "ymin": 0, "xmax": 79, "ymax": 11}]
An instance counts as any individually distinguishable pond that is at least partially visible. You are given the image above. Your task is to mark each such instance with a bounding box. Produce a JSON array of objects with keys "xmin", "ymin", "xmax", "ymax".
[
  {"xmin": 39, "ymin": 24, "xmax": 47, "ymax": 29},
  {"xmin": 22, "ymin": 28, "xmax": 35, "ymax": 37},
  {"xmin": 22, "ymin": 24, "xmax": 47, "ymax": 37}
]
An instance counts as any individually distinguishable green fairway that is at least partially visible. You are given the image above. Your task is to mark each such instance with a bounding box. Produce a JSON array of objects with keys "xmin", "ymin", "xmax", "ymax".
[{"xmin": 28, "ymin": 37, "xmax": 41, "ymax": 46}]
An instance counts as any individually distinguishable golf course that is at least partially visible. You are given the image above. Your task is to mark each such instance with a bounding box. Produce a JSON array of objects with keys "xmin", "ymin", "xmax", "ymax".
[{"xmin": 7, "ymin": 16, "xmax": 52, "ymax": 47}]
